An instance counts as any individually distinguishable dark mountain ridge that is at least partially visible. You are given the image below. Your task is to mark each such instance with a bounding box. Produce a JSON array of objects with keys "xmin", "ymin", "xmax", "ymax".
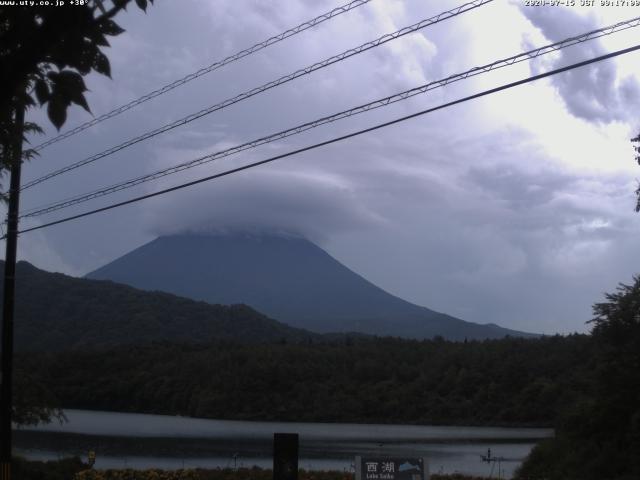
[
  {"xmin": 1, "ymin": 260, "xmax": 315, "ymax": 352},
  {"xmin": 87, "ymin": 233, "xmax": 536, "ymax": 340}
]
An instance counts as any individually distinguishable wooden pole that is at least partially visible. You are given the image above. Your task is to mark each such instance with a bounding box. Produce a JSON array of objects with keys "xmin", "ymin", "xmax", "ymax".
[{"xmin": 1, "ymin": 103, "xmax": 25, "ymax": 480}]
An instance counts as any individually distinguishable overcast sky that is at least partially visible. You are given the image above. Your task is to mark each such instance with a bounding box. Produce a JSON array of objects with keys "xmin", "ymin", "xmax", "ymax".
[{"xmin": 6, "ymin": 0, "xmax": 640, "ymax": 335}]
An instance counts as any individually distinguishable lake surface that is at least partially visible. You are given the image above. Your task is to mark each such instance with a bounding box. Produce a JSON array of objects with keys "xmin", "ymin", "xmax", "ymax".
[{"xmin": 15, "ymin": 409, "xmax": 553, "ymax": 478}]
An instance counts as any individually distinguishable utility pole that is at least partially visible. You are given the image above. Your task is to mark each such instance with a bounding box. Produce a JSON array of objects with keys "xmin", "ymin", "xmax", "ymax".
[
  {"xmin": 1, "ymin": 102, "xmax": 25, "ymax": 480},
  {"xmin": 481, "ymin": 448, "xmax": 504, "ymax": 480}
]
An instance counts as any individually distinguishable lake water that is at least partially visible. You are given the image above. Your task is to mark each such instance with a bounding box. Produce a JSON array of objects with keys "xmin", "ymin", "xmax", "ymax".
[{"xmin": 15, "ymin": 409, "xmax": 553, "ymax": 478}]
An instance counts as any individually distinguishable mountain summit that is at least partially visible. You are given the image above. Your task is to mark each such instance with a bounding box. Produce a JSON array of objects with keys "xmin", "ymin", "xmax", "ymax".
[{"xmin": 87, "ymin": 233, "xmax": 534, "ymax": 340}]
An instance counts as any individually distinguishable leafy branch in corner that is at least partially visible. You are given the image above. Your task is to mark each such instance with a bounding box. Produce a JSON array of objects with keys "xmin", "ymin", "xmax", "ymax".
[
  {"xmin": 0, "ymin": 0, "xmax": 154, "ymax": 191},
  {"xmin": 0, "ymin": 0, "xmax": 154, "ymax": 426}
]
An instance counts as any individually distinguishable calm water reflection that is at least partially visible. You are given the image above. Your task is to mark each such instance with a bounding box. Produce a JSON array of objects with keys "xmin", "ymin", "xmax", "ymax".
[{"xmin": 16, "ymin": 410, "xmax": 553, "ymax": 478}]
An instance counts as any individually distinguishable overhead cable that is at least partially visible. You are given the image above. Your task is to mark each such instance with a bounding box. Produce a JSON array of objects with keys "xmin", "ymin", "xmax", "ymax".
[
  {"xmin": 11, "ymin": 42, "xmax": 640, "ymax": 238},
  {"xmin": 31, "ymin": 0, "xmax": 374, "ymax": 152},
  {"xmin": 21, "ymin": 0, "xmax": 493, "ymax": 191},
  {"xmin": 20, "ymin": 15, "xmax": 640, "ymax": 219}
]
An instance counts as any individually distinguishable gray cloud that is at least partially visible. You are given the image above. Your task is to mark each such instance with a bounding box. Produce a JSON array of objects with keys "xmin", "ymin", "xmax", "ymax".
[
  {"xmin": 144, "ymin": 161, "xmax": 385, "ymax": 243},
  {"xmin": 8, "ymin": 0, "xmax": 640, "ymax": 337},
  {"xmin": 140, "ymin": 116, "xmax": 640, "ymax": 334},
  {"xmin": 317, "ymin": 126, "xmax": 640, "ymax": 334},
  {"xmin": 519, "ymin": 6, "xmax": 640, "ymax": 123}
]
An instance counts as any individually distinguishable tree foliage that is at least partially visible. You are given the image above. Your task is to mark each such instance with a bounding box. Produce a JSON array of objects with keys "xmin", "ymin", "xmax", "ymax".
[
  {"xmin": 517, "ymin": 276, "xmax": 640, "ymax": 480},
  {"xmin": 18, "ymin": 335, "xmax": 593, "ymax": 427},
  {"xmin": 13, "ymin": 363, "xmax": 66, "ymax": 426},
  {"xmin": 0, "ymin": 0, "xmax": 153, "ymax": 183},
  {"xmin": 1, "ymin": 0, "xmax": 153, "ymax": 424},
  {"xmin": 13, "ymin": 456, "xmax": 88, "ymax": 480},
  {"xmin": 4, "ymin": 260, "xmax": 313, "ymax": 352}
]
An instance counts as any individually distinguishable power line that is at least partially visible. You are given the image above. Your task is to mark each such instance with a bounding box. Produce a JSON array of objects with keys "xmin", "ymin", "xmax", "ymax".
[
  {"xmin": 30, "ymin": 0, "xmax": 374, "ymax": 152},
  {"xmin": 20, "ymin": 0, "xmax": 493, "ymax": 191},
  {"xmin": 20, "ymin": 15, "xmax": 640, "ymax": 219},
  {"xmin": 11, "ymin": 43, "xmax": 640, "ymax": 238}
]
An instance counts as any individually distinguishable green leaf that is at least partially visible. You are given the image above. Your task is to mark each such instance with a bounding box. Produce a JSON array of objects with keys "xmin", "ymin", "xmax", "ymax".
[
  {"xmin": 100, "ymin": 19, "xmax": 125, "ymax": 36},
  {"xmin": 23, "ymin": 94, "xmax": 36, "ymax": 108},
  {"xmin": 135, "ymin": 0, "xmax": 147, "ymax": 11},
  {"xmin": 34, "ymin": 79, "xmax": 50, "ymax": 105},
  {"xmin": 70, "ymin": 42, "xmax": 97, "ymax": 75},
  {"xmin": 23, "ymin": 122, "xmax": 44, "ymax": 136},
  {"xmin": 49, "ymin": 70, "xmax": 91, "ymax": 113},
  {"xmin": 71, "ymin": 91, "xmax": 91, "ymax": 113},
  {"xmin": 47, "ymin": 98, "xmax": 67, "ymax": 130},
  {"xmin": 58, "ymin": 70, "xmax": 87, "ymax": 92},
  {"xmin": 22, "ymin": 148, "xmax": 39, "ymax": 161},
  {"xmin": 92, "ymin": 50, "xmax": 111, "ymax": 78},
  {"xmin": 93, "ymin": 32, "xmax": 110, "ymax": 47}
]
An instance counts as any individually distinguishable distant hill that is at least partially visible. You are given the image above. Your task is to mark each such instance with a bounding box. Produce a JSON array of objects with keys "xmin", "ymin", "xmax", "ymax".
[
  {"xmin": 87, "ymin": 233, "xmax": 536, "ymax": 340},
  {"xmin": 2, "ymin": 260, "xmax": 315, "ymax": 352}
]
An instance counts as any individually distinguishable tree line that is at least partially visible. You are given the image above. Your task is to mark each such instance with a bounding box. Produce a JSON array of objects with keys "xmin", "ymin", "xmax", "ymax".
[
  {"xmin": 516, "ymin": 276, "xmax": 640, "ymax": 480},
  {"xmin": 18, "ymin": 334, "xmax": 593, "ymax": 427},
  {"xmin": 15, "ymin": 276, "xmax": 640, "ymax": 479}
]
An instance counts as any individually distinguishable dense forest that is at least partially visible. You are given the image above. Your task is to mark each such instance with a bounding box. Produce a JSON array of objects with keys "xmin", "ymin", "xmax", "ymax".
[
  {"xmin": 18, "ymin": 335, "xmax": 592, "ymax": 427},
  {"xmin": 3, "ymin": 261, "xmax": 316, "ymax": 351},
  {"xmin": 9, "ymin": 267, "xmax": 640, "ymax": 479},
  {"xmin": 516, "ymin": 276, "xmax": 640, "ymax": 480}
]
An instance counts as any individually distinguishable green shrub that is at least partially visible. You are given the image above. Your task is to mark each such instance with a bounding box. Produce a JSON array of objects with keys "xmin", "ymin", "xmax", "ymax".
[{"xmin": 13, "ymin": 456, "xmax": 87, "ymax": 480}]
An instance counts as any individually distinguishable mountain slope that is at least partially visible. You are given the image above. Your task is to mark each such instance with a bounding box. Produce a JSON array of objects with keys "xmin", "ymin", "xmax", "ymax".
[
  {"xmin": 2, "ymin": 260, "xmax": 315, "ymax": 352},
  {"xmin": 87, "ymin": 233, "xmax": 535, "ymax": 340}
]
